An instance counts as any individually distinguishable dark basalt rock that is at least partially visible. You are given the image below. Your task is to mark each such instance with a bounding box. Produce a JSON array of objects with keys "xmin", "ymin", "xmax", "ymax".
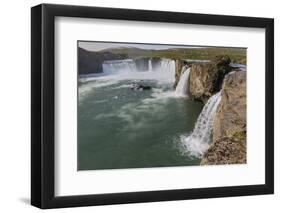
[
  {"xmin": 215, "ymin": 55, "xmax": 231, "ymax": 67},
  {"xmin": 130, "ymin": 83, "xmax": 152, "ymax": 91}
]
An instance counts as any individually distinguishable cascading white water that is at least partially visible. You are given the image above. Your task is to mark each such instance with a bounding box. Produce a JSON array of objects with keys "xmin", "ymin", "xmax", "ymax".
[
  {"xmin": 148, "ymin": 59, "xmax": 152, "ymax": 71},
  {"xmin": 102, "ymin": 59, "xmax": 137, "ymax": 74},
  {"xmin": 175, "ymin": 67, "xmax": 190, "ymax": 97},
  {"xmin": 180, "ymin": 92, "xmax": 222, "ymax": 157},
  {"xmin": 153, "ymin": 59, "xmax": 176, "ymax": 82},
  {"xmin": 100, "ymin": 58, "xmax": 175, "ymax": 83}
]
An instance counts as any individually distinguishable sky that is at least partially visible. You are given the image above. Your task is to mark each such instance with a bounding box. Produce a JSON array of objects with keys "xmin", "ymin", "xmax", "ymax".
[{"xmin": 78, "ymin": 41, "xmax": 201, "ymax": 52}]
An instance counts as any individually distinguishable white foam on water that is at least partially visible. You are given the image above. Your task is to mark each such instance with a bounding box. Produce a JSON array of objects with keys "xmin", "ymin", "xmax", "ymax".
[
  {"xmin": 142, "ymin": 88, "xmax": 175, "ymax": 105},
  {"xmin": 111, "ymin": 84, "xmax": 132, "ymax": 89},
  {"xmin": 78, "ymin": 79, "xmax": 119, "ymax": 102}
]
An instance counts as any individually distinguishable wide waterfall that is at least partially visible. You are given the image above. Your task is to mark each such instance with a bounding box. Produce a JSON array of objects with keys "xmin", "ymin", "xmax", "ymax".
[
  {"xmin": 100, "ymin": 58, "xmax": 175, "ymax": 83},
  {"xmin": 180, "ymin": 92, "xmax": 222, "ymax": 157},
  {"xmin": 175, "ymin": 67, "xmax": 190, "ymax": 97},
  {"xmin": 102, "ymin": 59, "xmax": 137, "ymax": 74}
]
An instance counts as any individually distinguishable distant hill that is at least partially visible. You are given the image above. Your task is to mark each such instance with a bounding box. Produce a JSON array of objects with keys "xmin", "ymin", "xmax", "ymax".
[
  {"xmin": 78, "ymin": 46, "xmax": 246, "ymax": 75},
  {"xmin": 78, "ymin": 48, "xmax": 128, "ymax": 74},
  {"xmin": 101, "ymin": 46, "xmax": 246, "ymax": 63}
]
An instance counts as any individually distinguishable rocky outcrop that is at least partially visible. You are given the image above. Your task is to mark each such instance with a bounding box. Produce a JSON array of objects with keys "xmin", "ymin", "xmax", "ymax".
[
  {"xmin": 201, "ymin": 71, "xmax": 246, "ymax": 165},
  {"xmin": 189, "ymin": 55, "xmax": 231, "ymax": 102},
  {"xmin": 200, "ymin": 137, "xmax": 246, "ymax": 165},
  {"xmin": 213, "ymin": 71, "xmax": 246, "ymax": 142}
]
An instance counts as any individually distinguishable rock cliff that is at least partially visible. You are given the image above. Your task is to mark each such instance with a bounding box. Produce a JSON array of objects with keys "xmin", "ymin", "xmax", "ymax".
[
  {"xmin": 201, "ymin": 71, "xmax": 246, "ymax": 165},
  {"xmin": 200, "ymin": 137, "xmax": 246, "ymax": 165},
  {"xmin": 189, "ymin": 56, "xmax": 231, "ymax": 102}
]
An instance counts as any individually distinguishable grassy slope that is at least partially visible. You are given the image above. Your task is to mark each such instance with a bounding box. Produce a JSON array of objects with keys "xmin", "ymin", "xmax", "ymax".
[{"xmin": 102, "ymin": 47, "xmax": 247, "ymax": 64}]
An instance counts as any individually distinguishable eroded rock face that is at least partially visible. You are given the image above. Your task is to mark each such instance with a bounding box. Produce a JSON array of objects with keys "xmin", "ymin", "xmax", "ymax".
[
  {"xmin": 189, "ymin": 56, "xmax": 231, "ymax": 102},
  {"xmin": 201, "ymin": 71, "xmax": 246, "ymax": 165},
  {"xmin": 189, "ymin": 63, "xmax": 217, "ymax": 101},
  {"xmin": 213, "ymin": 71, "xmax": 246, "ymax": 142}
]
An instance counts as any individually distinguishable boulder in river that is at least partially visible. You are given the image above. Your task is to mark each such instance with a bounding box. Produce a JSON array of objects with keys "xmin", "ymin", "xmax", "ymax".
[{"xmin": 130, "ymin": 83, "xmax": 152, "ymax": 91}]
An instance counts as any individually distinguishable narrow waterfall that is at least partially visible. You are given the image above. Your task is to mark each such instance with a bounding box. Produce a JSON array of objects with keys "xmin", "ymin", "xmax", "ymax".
[
  {"xmin": 148, "ymin": 59, "xmax": 152, "ymax": 71},
  {"xmin": 180, "ymin": 92, "xmax": 222, "ymax": 157},
  {"xmin": 175, "ymin": 67, "xmax": 190, "ymax": 97}
]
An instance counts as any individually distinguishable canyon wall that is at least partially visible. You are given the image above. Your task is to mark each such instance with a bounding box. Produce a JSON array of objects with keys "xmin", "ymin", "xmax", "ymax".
[
  {"xmin": 189, "ymin": 56, "xmax": 231, "ymax": 102},
  {"xmin": 201, "ymin": 71, "xmax": 247, "ymax": 165},
  {"xmin": 174, "ymin": 55, "xmax": 247, "ymax": 165}
]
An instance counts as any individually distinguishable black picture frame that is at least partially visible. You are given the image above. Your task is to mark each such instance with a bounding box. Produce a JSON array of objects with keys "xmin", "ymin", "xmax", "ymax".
[{"xmin": 31, "ymin": 3, "xmax": 274, "ymax": 209}]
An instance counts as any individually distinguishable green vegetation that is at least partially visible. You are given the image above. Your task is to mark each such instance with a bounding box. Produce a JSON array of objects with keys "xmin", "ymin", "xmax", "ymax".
[
  {"xmin": 232, "ymin": 131, "xmax": 247, "ymax": 142},
  {"xmin": 102, "ymin": 47, "xmax": 247, "ymax": 65}
]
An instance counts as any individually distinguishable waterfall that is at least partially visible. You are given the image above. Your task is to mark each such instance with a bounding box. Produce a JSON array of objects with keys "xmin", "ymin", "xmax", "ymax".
[
  {"xmin": 152, "ymin": 58, "xmax": 175, "ymax": 73},
  {"xmin": 148, "ymin": 59, "xmax": 152, "ymax": 71},
  {"xmin": 153, "ymin": 58, "xmax": 175, "ymax": 82},
  {"xmin": 175, "ymin": 67, "xmax": 190, "ymax": 97},
  {"xmin": 102, "ymin": 59, "xmax": 137, "ymax": 74},
  {"xmin": 100, "ymin": 58, "xmax": 175, "ymax": 83},
  {"xmin": 180, "ymin": 92, "xmax": 222, "ymax": 157}
]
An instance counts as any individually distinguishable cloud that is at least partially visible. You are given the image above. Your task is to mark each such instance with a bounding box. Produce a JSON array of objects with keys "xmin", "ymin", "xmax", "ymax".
[{"xmin": 78, "ymin": 41, "xmax": 201, "ymax": 52}]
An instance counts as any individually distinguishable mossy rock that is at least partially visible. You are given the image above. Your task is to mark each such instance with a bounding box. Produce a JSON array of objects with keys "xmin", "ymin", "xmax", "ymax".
[{"xmin": 233, "ymin": 131, "xmax": 246, "ymax": 143}]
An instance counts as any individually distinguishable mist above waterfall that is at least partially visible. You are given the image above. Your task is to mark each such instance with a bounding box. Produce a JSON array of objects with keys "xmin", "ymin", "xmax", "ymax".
[
  {"xmin": 80, "ymin": 58, "xmax": 176, "ymax": 85},
  {"xmin": 102, "ymin": 59, "xmax": 137, "ymax": 73}
]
